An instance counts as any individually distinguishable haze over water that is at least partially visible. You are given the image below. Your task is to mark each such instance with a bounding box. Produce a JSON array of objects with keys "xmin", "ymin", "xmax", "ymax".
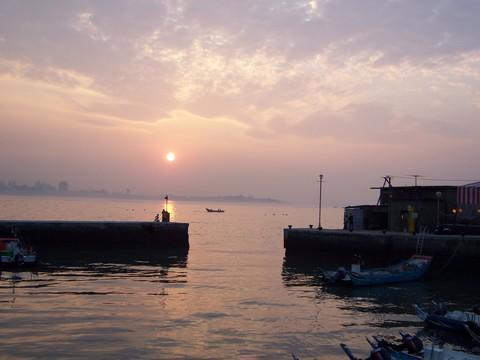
[{"xmin": 0, "ymin": 195, "xmax": 479, "ymax": 359}]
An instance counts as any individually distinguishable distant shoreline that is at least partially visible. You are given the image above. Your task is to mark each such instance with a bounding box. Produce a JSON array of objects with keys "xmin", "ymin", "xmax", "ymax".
[{"xmin": 0, "ymin": 191, "xmax": 282, "ymax": 204}]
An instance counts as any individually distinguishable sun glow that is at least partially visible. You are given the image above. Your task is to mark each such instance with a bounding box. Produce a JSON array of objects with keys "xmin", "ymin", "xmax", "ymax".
[{"xmin": 166, "ymin": 152, "xmax": 176, "ymax": 162}]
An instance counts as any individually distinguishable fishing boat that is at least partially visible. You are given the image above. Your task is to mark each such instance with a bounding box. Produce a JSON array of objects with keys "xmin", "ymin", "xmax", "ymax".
[
  {"xmin": 206, "ymin": 208, "xmax": 225, "ymax": 213},
  {"xmin": 414, "ymin": 302, "xmax": 480, "ymax": 344},
  {"xmin": 324, "ymin": 255, "xmax": 432, "ymax": 286},
  {"xmin": 340, "ymin": 332, "xmax": 480, "ymax": 359},
  {"xmin": 0, "ymin": 237, "xmax": 37, "ymax": 266}
]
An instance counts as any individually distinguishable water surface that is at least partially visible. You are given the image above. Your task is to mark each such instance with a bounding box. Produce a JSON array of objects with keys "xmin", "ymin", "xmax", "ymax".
[{"xmin": 0, "ymin": 195, "xmax": 477, "ymax": 359}]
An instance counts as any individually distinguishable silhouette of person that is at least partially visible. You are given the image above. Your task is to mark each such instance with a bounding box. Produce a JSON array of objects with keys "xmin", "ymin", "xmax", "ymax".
[{"xmin": 348, "ymin": 214, "xmax": 354, "ymax": 232}]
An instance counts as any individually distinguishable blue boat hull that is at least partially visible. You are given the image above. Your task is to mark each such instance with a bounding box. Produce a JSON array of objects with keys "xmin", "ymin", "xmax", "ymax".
[
  {"xmin": 350, "ymin": 268, "xmax": 429, "ymax": 286},
  {"xmin": 349, "ymin": 255, "xmax": 432, "ymax": 286}
]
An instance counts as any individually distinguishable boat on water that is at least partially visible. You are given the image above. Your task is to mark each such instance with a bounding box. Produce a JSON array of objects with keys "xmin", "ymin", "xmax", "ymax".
[
  {"xmin": 414, "ymin": 302, "xmax": 480, "ymax": 344},
  {"xmin": 206, "ymin": 208, "xmax": 225, "ymax": 213},
  {"xmin": 0, "ymin": 237, "xmax": 37, "ymax": 266},
  {"xmin": 341, "ymin": 332, "xmax": 480, "ymax": 359},
  {"xmin": 323, "ymin": 255, "xmax": 432, "ymax": 286}
]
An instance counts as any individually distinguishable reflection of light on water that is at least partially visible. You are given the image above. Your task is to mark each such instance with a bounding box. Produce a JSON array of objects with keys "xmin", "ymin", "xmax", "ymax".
[
  {"xmin": 166, "ymin": 200, "xmax": 176, "ymax": 222},
  {"xmin": 0, "ymin": 271, "xmax": 39, "ymax": 307}
]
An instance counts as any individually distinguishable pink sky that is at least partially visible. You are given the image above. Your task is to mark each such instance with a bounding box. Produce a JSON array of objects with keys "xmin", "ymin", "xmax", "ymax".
[{"xmin": 1, "ymin": 1, "xmax": 479, "ymax": 205}]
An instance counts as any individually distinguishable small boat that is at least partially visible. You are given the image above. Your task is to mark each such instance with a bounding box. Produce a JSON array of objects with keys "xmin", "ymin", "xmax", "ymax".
[
  {"xmin": 414, "ymin": 302, "xmax": 480, "ymax": 344},
  {"xmin": 324, "ymin": 255, "xmax": 432, "ymax": 286},
  {"xmin": 341, "ymin": 332, "xmax": 480, "ymax": 359},
  {"xmin": 206, "ymin": 208, "xmax": 225, "ymax": 213},
  {"xmin": 0, "ymin": 237, "xmax": 37, "ymax": 266}
]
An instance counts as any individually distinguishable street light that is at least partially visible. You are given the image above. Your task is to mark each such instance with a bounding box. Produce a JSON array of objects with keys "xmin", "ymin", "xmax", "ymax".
[
  {"xmin": 318, "ymin": 174, "xmax": 323, "ymax": 230},
  {"xmin": 435, "ymin": 191, "xmax": 442, "ymax": 226}
]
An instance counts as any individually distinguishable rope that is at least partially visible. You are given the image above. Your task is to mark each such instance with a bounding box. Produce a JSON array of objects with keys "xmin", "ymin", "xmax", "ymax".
[{"xmin": 438, "ymin": 235, "xmax": 464, "ymax": 273}]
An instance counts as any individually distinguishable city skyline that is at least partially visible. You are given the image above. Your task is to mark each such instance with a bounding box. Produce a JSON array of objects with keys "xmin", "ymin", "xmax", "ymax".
[{"xmin": 0, "ymin": 178, "xmax": 281, "ymax": 203}]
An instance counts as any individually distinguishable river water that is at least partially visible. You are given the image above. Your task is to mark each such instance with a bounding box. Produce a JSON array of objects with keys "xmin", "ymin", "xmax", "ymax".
[{"xmin": 0, "ymin": 195, "xmax": 478, "ymax": 359}]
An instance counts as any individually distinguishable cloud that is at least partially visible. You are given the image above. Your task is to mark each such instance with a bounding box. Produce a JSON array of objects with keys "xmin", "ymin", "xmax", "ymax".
[
  {"xmin": 288, "ymin": 102, "xmax": 397, "ymax": 141},
  {"xmin": 71, "ymin": 12, "xmax": 109, "ymax": 42},
  {"xmin": 137, "ymin": 38, "xmax": 293, "ymax": 102},
  {"xmin": 2, "ymin": 0, "xmax": 480, "ymax": 145},
  {"xmin": 0, "ymin": 59, "xmax": 159, "ymax": 125},
  {"xmin": 2, "ymin": 1, "xmax": 480, "ymax": 127},
  {"xmin": 276, "ymin": 100, "xmax": 480, "ymax": 144}
]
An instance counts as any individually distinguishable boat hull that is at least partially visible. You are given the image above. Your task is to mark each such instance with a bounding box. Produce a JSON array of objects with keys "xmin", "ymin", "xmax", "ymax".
[
  {"xmin": 349, "ymin": 255, "xmax": 432, "ymax": 286},
  {"xmin": 342, "ymin": 333, "xmax": 480, "ymax": 360},
  {"xmin": 0, "ymin": 254, "xmax": 37, "ymax": 266},
  {"xmin": 414, "ymin": 304, "xmax": 480, "ymax": 344},
  {"xmin": 350, "ymin": 268, "xmax": 428, "ymax": 286}
]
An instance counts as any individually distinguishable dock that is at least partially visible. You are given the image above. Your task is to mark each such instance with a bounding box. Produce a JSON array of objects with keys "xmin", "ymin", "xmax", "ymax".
[
  {"xmin": 0, "ymin": 220, "xmax": 189, "ymax": 251},
  {"xmin": 284, "ymin": 228, "xmax": 480, "ymax": 265}
]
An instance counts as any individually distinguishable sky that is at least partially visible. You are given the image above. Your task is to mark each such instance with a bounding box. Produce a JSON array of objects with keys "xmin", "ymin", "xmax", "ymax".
[{"xmin": 1, "ymin": 0, "xmax": 480, "ymax": 205}]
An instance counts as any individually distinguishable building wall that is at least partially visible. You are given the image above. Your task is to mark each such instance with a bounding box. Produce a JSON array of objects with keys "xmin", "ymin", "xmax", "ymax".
[
  {"xmin": 344, "ymin": 205, "xmax": 387, "ymax": 230},
  {"xmin": 379, "ymin": 186, "xmax": 458, "ymax": 232}
]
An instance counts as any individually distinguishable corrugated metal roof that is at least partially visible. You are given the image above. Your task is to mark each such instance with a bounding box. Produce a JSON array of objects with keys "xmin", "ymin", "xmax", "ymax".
[{"xmin": 463, "ymin": 181, "xmax": 480, "ymax": 187}]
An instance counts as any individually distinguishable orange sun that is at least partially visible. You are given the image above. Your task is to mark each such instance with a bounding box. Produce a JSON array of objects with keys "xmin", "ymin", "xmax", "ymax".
[{"xmin": 166, "ymin": 152, "xmax": 176, "ymax": 162}]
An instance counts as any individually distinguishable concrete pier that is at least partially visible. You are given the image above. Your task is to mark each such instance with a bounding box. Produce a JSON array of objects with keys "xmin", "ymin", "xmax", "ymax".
[
  {"xmin": 284, "ymin": 228, "xmax": 480, "ymax": 265},
  {"xmin": 0, "ymin": 220, "xmax": 189, "ymax": 251}
]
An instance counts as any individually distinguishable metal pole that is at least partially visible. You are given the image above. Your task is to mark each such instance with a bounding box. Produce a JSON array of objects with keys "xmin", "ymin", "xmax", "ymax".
[
  {"xmin": 435, "ymin": 191, "xmax": 442, "ymax": 227},
  {"xmin": 436, "ymin": 198, "xmax": 440, "ymax": 226},
  {"xmin": 318, "ymin": 174, "xmax": 323, "ymax": 230}
]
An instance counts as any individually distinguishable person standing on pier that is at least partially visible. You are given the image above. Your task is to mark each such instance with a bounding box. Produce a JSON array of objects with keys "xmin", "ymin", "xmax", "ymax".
[{"xmin": 348, "ymin": 214, "xmax": 354, "ymax": 232}]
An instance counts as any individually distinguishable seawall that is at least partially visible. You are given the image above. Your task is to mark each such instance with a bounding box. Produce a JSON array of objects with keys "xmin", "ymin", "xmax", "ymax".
[
  {"xmin": 0, "ymin": 220, "xmax": 189, "ymax": 251},
  {"xmin": 284, "ymin": 228, "xmax": 480, "ymax": 265}
]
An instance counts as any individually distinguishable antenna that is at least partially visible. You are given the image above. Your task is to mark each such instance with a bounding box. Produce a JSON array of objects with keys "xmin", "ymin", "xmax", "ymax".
[
  {"xmin": 408, "ymin": 174, "xmax": 423, "ymax": 186},
  {"xmin": 382, "ymin": 175, "xmax": 392, "ymax": 188},
  {"xmin": 377, "ymin": 175, "xmax": 392, "ymax": 205}
]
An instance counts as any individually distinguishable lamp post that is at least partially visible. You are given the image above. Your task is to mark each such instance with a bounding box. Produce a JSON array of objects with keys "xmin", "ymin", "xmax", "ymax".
[
  {"xmin": 435, "ymin": 191, "xmax": 442, "ymax": 226},
  {"xmin": 318, "ymin": 174, "xmax": 323, "ymax": 230}
]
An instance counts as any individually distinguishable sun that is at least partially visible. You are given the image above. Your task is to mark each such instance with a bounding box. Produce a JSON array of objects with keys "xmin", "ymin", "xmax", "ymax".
[{"xmin": 166, "ymin": 152, "xmax": 176, "ymax": 162}]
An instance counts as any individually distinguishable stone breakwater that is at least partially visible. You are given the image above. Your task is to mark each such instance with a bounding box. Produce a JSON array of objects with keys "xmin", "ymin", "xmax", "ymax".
[
  {"xmin": 284, "ymin": 228, "xmax": 480, "ymax": 267},
  {"xmin": 0, "ymin": 220, "xmax": 189, "ymax": 251}
]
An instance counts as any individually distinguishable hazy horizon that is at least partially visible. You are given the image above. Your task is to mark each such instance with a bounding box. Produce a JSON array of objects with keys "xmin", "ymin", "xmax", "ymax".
[{"xmin": 1, "ymin": 1, "xmax": 479, "ymax": 205}]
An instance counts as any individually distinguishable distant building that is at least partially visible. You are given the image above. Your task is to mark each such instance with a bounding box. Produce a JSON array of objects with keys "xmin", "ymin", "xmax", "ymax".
[
  {"xmin": 33, "ymin": 181, "xmax": 56, "ymax": 192},
  {"xmin": 345, "ymin": 182, "xmax": 480, "ymax": 232},
  {"xmin": 58, "ymin": 181, "xmax": 69, "ymax": 192}
]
